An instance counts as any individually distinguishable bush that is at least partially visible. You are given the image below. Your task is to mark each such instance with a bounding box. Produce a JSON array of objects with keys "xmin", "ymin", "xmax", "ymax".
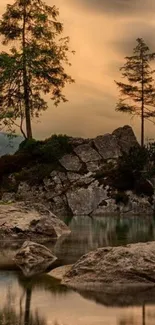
[
  {"xmin": 112, "ymin": 146, "xmax": 149, "ymax": 191},
  {"xmin": 0, "ymin": 153, "xmax": 31, "ymax": 178},
  {"xmin": 18, "ymin": 134, "xmax": 72, "ymax": 163},
  {"xmin": 134, "ymin": 178, "xmax": 154, "ymax": 197},
  {"xmin": 18, "ymin": 138, "xmax": 42, "ymax": 152},
  {"xmin": 40, "ymin": 134, "xmax": 72, "ymax": 162},
  {"xmin": 15, "ymin": 163, "xmax": 57, "ymax": 186},
  {"xmin": 119, "ymin": 146, "xmax": 148, "ymax": 173}
]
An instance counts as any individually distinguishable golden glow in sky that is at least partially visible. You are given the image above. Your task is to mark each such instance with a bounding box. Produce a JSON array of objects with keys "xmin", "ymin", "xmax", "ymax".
[{"xmin": 1, "ymin": 0, "xmax": 155, "ymax": 141}]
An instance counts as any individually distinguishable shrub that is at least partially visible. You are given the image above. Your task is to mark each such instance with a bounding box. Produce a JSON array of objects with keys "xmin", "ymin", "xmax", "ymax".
[
  {"xmin": 0, "ymin": 153, "xmax": 31, "ymax": 178},
  {"xmin": 112, "ymin": 146, "xmax": 149, "ymax": 191},
  {"xmin": 15, "ymin": 163, "xmax": 57, "ymax": 186},
  {"xmin": 18, "ymin": 134, "xmax": 72, "ymax": 163},
  {"xmin": 40, "ymin": 134, "xmax": 72, "ymax": 162},
  {"xmin": 134, "ymin": 178, "xmax": 154, "ymax": 197},
  {"xmin": 18, "ymin": 138, "xmax": 43, "ymax": 155}
]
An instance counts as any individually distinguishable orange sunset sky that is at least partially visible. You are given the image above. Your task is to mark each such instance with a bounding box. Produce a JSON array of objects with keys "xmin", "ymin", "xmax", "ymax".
[{"xmin": 1, "ymin": 0, "xmax": 155, "ymax": 141}]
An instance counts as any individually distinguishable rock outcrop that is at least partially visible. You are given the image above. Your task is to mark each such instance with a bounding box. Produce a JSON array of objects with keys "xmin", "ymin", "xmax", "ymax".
[
  {"xmin": 112, "ymin": 125, "xmax": 139, "ymax": 153},
  {"xmin": 2, "ymin": 125, "xmax": 153, "ymax": 217},
  {"xmin": 0, "ymin": 202, "xmax": 70, "ymax": 243},
  {"xmin": 62, "ymin": 241, "xmax": 155, "ymax": 291},
  {"xmin": 15, "ymin": 241, "xmax": 57, "ymax": 276}
]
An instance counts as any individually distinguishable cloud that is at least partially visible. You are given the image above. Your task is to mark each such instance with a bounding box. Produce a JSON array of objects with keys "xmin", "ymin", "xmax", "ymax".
[
  {"xmin": 108, "ymin": 22, "xmax": 155, "ymax": 57},
  {"xmin": 68, "ymin": 0, "xmax": 154, "ymax": 17}
]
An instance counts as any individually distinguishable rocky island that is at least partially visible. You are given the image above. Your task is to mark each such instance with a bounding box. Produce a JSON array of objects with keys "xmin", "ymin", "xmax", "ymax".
[{"xmin": 0, "ymin": 125, "xmax": 154, "ymax": 217}]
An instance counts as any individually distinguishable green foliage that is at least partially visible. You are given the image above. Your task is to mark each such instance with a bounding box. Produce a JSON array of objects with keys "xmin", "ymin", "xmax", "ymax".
[
  {"xmin": 0, "ymin": 134, "xmax": 72, "ymax": 189},
  {"xmin": 112, "ymin": 146, "xmax": 148, "ymax": 191},
  {"xmin": 112, "ymin": 145, "xmax": 155, "ymax": 196},
  {"xmin": 15, "ymin": 164, "xmax": 56, "ymax": 186},
  {"xmin": 118, "ymin": 146, "xmax": 148, "ymax": 173},
  {"xmin": 40, "ymin": 134, "xmax": 72, "ymax": 162},
  {"xmin": 18, "ymin": 134, "xmax": 72, "ymax": 162},
  {"xmin": 0, "ymin": 0, "xmax": 74, "ymax": 138},
  {"xmin": 115, "ymin": 38, "xmax": 155, "ymax": 146},
  {"xmin": 135, "ymin": 178, "xmax": 154, "ymax": 197},
  {"xmin": 18, "ymin": 138, "xmax": 43, "ymax": 156},
  {"xmin": 0, "ymin": 153, "xmax": 31, "ymax": 178}
]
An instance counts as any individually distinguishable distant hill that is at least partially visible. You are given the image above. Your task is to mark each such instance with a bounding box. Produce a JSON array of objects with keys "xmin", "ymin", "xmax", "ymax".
[{"xmin": 0, "ymin": 133, "xmax": 23, "ymax": 156}]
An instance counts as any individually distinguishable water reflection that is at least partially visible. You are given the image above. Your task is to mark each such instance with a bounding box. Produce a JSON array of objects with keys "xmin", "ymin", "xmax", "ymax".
[
  {"xmin": 0, "ymin": 271, "xmax": 155, "ymax": 325},
  {"xmin": 0, "ymin": 287, "xmax": 46, "ymax": 325},
  {"xmin": 0, "ymin": 271, "xmax": 69, "ymax": 325},
  {"xmin": 54, "ymin": 215, "xmax": 155, "ymax": 264}
]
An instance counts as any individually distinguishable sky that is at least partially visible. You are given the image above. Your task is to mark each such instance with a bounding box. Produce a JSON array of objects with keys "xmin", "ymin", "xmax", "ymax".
[{"xmin": 1, "ymin": 0, "xmax": 155, "ymax": 141}]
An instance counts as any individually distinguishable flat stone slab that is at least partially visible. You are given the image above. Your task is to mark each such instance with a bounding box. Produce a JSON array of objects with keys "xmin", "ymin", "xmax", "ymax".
[{"xmin": 49, "ymin": 265, "xmax": 73, "ymax": 280}]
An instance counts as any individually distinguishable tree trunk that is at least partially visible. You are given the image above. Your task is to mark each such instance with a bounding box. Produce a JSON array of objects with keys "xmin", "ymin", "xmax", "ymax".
[
  {"xmin": 22, "ymin": 0, "xmax": 32, "ymax": 139},
  {"xmin": 141, "ymin": 51, "xmax": 144, "ymax": 147},
  {"xmin": 141, "ymin": 101, "xmax": 144, "ymax": 147},
  {"xmin": 24, "ymin": 288, "xmax": 32, "ymax": 325}
]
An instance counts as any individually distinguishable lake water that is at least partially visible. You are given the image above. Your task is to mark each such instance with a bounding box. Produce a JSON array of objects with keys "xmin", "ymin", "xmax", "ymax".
[{"xmin": 1, "ymin": 215, "xmax": 155, "ymax": 325}]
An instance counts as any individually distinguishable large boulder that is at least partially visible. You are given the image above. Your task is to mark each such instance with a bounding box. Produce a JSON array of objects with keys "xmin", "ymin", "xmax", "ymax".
[
  {"xmin": 14, "ymin": 241, "xmax": 57, "ymax": 276},
  {"xmin": 0, "ymin": 202, "xmax": 70, "ymax": 243},
  {"xmin": 63, "ymin": 242, "xmax": 155, "ymax": 291},
  {"xmin": 112, "ymin": 125, "xmax": 139, "ymax": 153},
  {"xmin": 93, "ymin": 134, "xmax": 121, "ymax": 159}
]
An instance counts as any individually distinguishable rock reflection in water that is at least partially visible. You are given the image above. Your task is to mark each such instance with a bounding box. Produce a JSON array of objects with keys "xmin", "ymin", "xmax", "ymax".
[
  {"xmin": 54, "ymin": 215, "xmax": 155, "ymax": 264},
  {"xmin": 1, "ymin": 271, "xmax": 155, "ymax": 325}
]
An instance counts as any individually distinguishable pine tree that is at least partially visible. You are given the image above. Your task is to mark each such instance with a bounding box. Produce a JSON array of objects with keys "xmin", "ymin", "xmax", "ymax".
[
  {"xmin": 0, "ymin": 0, "xmax": 74, "ymax": 139},
  {"xmin": 115, "ymin": 38, "xmax": 155, "ymax": 146}
]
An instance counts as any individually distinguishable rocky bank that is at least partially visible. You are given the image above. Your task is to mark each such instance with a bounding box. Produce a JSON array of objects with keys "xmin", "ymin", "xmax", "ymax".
[{"xmin": 0, "ymin": 202, "xmax": 70, "ymax": 244}]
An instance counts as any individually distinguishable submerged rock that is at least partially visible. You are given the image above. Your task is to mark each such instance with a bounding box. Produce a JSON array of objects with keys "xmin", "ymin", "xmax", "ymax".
[
  {"xmin": 15, "ymin": 241, "xmax": 57, "ymax": 277},
  {"xmin": 0, "ymin": 202, "xmax": 70, "ymax": 243},
  {"xmin": 63, "ymin": 241, "xmax": 155, "ymax": 291}
]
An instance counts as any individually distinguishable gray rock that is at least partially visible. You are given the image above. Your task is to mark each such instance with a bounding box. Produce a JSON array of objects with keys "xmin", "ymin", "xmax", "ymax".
[
  {"xmin": 63, "ymin": 241, "xmax": 155, "ymax": 291},
  {"xmin": 93, "ymin": 133, "xmax": 121, "ymax": 159},
  {"xmin": 67, "ymin": 172, "xmax": 81, "ymax": 182},
  {"xmin": 14, "ymin": 241, "xmax": 57, "ymax": 277},
  {"xmin": 68, "ymin": 137, "xmax": 90, "ymax": 147},
  {"xmin": 59, "ymin": 154, "xmax": 82, "ymax": 171},
  {"xmin": 91, "ymin": 198, "xmax": 118, "ymax": 216},
  {"xmin": 0, "ymin": 202, "xmax": 70, "ymax": 242},
  {"xmin": 86, "ymin": 161, "xmax": 100, "ymax": 172},
  {"xmin": 74, "ymin": 144, "xmax": 101, "ymax": 163},
  {"xmin": 66, "ymin": 182, "xmax": 107, "ymax": 215},
  {"xmin": 112, "ymin": 125, "xmax": 139, "ymax": 153}
]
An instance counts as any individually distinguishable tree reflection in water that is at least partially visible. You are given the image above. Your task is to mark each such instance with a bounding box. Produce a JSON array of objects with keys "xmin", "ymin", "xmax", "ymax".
[
  {"xmin": 0, "ymin": 283, "xmax": 46, "ymax": 325},
  {"xmin": 0, "ymin": 271, "xmax": 70, "ymax": 325},
  {"xmin": 119, "ymin": 305, "xmax": 146, "ymax": 325}
]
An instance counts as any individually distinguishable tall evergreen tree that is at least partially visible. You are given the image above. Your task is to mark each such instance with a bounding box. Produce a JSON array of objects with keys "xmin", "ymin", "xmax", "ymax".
[
  {"xmin": 115, "ymin": 38, "xmax": 155, "ymax": 146},
  {"xmin": 0, "ymin": 0, "xmax": 74, "ymax": 139}
]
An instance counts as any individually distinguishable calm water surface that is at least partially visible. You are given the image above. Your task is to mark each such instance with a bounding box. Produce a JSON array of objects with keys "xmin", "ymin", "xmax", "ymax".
[{"xmin": 1, "ymin": 215, "xmax": 155, "ymax": 325}]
